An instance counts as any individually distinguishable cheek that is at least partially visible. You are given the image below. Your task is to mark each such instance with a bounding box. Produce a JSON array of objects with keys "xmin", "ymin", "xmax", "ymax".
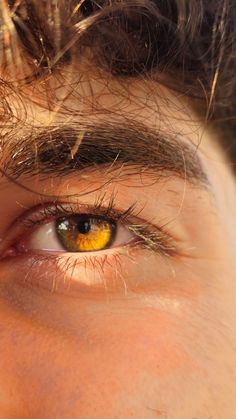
[
  {"xmin": 0, "ymin": 303, "xmax": 192, "ymax": 417},
  {"xmin": 1, "ymin": 248, "xmax": 236, "ymax": 419},
  {"xmin": 0, "ymin": 290, "xmax": 235, "ymax": 419}
]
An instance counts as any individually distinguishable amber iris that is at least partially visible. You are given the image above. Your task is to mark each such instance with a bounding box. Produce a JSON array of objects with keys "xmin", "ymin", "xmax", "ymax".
[{"xmin": 56, "ymin": 215, "xmax": 116, "ymax": 252}]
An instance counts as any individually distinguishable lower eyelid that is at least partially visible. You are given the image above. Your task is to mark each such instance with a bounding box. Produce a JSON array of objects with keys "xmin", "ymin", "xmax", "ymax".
[
  {"xmin": 1, "ymin": 249, "xmax": 133, "ymax": 295},
  {"xmin": 0, "ymin": 248, "xmax": 142, "ymax": 296},
  {"xmin": 1, "ymin": 240, "xmax": 181, "ymax": 298}
]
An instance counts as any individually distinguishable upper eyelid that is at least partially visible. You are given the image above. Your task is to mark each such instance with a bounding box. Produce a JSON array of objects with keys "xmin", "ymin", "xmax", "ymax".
[{"xmin": 20, "ymin": 201, "xmax": 140, "ymax": 227}]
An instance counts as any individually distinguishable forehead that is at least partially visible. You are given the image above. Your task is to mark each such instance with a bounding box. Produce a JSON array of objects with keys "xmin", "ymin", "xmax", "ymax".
[{"xmin": 8, "ymin": 64, "xmax": 200, "ymax": 141}]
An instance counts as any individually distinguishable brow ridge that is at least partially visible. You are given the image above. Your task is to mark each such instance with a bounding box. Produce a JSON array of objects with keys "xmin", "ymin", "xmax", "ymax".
[{"xmin": 2, "ymin": 120, "xmax": 208, "ymax": 186}]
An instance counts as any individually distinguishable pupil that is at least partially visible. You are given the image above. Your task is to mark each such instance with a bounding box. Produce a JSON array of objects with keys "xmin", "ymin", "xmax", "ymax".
[{"xmin": 77, "ymin": 218, "xmax": 91, "ymax": 234}]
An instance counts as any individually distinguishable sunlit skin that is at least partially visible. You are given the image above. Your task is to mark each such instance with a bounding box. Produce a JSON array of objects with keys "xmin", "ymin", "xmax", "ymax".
[{"xmin": 0, "ymin": 67, "xmax": 236, "ymax": 419}]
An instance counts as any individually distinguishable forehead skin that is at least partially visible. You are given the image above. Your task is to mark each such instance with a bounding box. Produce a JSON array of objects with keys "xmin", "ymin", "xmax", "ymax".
[{"xmin": 0, "ymin": 68, "xmax": 236, "ymax": 419}]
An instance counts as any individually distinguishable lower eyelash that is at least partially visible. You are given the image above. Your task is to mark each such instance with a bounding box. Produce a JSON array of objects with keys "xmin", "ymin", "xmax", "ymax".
[{"xmin": 17, "ymin": 251, "xmax": 134, "ymax": 296}]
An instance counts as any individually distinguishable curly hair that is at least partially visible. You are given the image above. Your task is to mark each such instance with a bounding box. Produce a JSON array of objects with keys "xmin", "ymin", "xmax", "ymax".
[{"xmin": 1, "ymin": 0, "xmax": 236, "ymax": 167}]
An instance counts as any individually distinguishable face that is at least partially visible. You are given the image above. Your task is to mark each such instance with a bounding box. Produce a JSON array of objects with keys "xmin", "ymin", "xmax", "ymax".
[{"xmin": 0, "ymin": 66, "xmax": 236, "ymax": 419}]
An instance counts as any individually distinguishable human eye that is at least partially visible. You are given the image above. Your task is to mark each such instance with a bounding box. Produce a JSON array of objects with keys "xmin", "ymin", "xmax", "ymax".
[
  {"xmin": 0, "ymin": 199, "xmax": 178, "ymax": 296},
  {"xmin": 18, "ymin": 211, "xmax": 132, "ymax": 254},
  {"xmin": 55, "ymin": 215, "xmax": 118, "ymax": 252}
]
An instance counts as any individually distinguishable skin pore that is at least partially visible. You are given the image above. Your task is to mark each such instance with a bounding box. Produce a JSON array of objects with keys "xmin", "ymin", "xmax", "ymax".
[{"xmin": 0, "ymin": 66, "xmax": 236, "ymax": 419}]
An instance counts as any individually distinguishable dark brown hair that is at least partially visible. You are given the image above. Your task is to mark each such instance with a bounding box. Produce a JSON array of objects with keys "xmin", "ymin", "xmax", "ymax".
[{"xmin": 1, "ymin": 0, "xmax": 236, "ymax": 168}]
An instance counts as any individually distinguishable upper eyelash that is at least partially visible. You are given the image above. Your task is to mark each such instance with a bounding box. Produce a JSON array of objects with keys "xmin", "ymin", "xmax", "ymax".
[
  {"xmin": 19, "ymin": 198, "xmax": 178, "ymax": 256},
  {"xmin": 23, "ymin": 199, "xmax": 138, "ymax": 227}
]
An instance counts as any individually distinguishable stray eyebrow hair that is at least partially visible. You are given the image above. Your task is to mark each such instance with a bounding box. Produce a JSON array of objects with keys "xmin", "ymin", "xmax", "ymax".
[{"xmin": 2, "ymin": 120, "xmax": 208, "ymax": 186}]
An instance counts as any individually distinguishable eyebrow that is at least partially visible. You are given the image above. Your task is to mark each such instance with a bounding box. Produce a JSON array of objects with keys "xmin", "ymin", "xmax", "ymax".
[{"xmin": 2, "ymin": 120, "xmax": 208, "ymax": 186}]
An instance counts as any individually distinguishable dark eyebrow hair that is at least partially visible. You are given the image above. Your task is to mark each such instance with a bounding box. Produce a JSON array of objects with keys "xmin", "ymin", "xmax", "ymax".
[{"xmin": 2, "ymin": 120, "xmax": 208, "ymax": 186}]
